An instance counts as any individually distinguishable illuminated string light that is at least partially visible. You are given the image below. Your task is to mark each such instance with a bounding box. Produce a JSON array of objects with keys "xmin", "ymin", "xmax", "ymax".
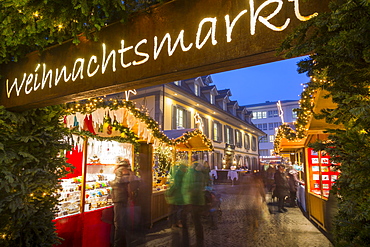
[{"xmin": 274, "ymin": 75, "xmax": 326, "ymax": 154}]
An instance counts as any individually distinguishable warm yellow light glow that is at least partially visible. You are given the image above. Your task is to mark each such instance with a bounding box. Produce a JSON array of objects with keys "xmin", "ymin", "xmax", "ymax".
[{"xmin": 166, "ymin": 98, "xmax": 173, "ymax": 105}]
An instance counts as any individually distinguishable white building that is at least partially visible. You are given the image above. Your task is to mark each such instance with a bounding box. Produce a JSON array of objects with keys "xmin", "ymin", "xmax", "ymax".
[
  {"xmin": 128, "ymin": 75, "xmax": 265, "ymax": 171},
  {"xmin": 245, "ymin": 100, "xmax": 299, "ymax": 163}
]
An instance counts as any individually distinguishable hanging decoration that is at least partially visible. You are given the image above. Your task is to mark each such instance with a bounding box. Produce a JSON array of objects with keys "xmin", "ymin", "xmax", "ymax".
[
  {"xmin": 274, "ymin": 76, "xmax": 323, "ymax": 154},
  {"xmin": 153, "ymin": 145, "xmax": 173, "ymax": 177},
  {"xmin": 64, "ymin": 97, "xmax": 172, "ymax": 152}
]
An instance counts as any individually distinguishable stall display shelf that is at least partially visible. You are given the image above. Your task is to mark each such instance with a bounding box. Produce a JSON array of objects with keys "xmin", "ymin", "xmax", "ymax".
[
  {"xmin": 56, "ymin": 178, "xmax": 82, "ymax": 218},
  {"xmin": 56, "ymin": 162, "xmax": 116, "ymax": 218},
  {"xmin": 84, "ymin": 179, "xmax": 113, "ymax": 212},
  {"xmin": 307, "ymin": 148, "xmax": 340, "ymax": 199}
]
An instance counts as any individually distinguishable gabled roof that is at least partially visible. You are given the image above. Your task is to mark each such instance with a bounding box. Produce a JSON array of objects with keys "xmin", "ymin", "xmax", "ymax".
[
  {"xmin": 217, "ymin": 89, "xmax": 232, "ymax": 97},
  {"xmin": 201, "ymin": 85, "xmax": 218, "ymax": 95},
  {"xmin": 194, "ymin": 76, "xmax": 207, "ymax": 87},
  {"xmin": 237, "ymin": 105, "xmax": 248, "ymax": 112},
  {"xmin": 228, "ymin": 100, "xmax": 239, "ymax": 107},
  {"xmin": 215, "ymin": 94, "xmax": 229, "ymax": 100},
  {"xmin": 202, "ymin": 75, "xmax": 213, "ymax": 85},
  {"xmin": 163, "ymin": 128, "xmax": 213, "ymax": 151}
]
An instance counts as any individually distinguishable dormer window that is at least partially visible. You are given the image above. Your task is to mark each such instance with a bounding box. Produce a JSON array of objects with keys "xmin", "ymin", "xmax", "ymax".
[
  {"xmin": 194, "ymin": 84, "xmax": 200, "ymax": 96},
  {"xmin": 210, "ymin": 94, "xmax": 215, "ymax": 104},
  {"xmin": 223, "ymin": 100, "xmax": 227, "ymax": 111}
]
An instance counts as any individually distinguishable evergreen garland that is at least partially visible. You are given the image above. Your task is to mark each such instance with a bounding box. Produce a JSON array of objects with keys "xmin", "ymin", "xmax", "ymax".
[
  {"xmin": 278, "ymin": 0, "xmax": 370, "ymax": 245},
  {"xmin": 0, "ymin": 0, "xmax": 164, "ymax": 64},
  {"xmin": 0, "ymin": 97, "xmax": 171, "ymax": 246},
  {"xmin": 65, "ymin": 97, "xmax": 172, "ymax": 145},
  {"xmin": 0, "ymin": 105, "xmax": 72, "ymax": 247}
]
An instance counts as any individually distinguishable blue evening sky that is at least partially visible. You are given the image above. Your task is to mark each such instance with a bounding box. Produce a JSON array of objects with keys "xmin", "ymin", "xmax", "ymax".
[{"xmin": 211, "ymin": 56, "xmax": 309, "ymax": 106}]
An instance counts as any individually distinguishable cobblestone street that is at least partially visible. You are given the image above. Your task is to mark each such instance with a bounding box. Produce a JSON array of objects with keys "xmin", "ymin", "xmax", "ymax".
[{"xmin": 137, "ymin": 174, "xmax": 333, "ymax": 247}]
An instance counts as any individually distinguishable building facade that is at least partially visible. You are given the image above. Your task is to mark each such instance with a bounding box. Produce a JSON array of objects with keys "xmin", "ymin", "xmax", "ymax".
[
  {"xmin": 129, "ymin": 75, "xmax": 265, "ymax": 171},
  {"xmin": 245, "ymin": 100, "xmax": 299, "ymax": 163}
]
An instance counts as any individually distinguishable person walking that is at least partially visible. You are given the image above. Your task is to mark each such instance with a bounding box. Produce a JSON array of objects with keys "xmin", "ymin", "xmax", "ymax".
[
  {"xmin": 181, "ymin": 155, "xmax": 208, "ymax": 247},
  {"xmin": 274, "ymin": 164, "xmax": 289, "ymax": 213},
  {"xmin": 110, "ymin": 157, "xmax": 139, "ymax": 247},
  {"xmin": 165, "ymin": 160, "xmax": 187, "ymax": 228},
  {"xmin": 287, "ymin": 166, "xmax": 301, "ymax": 207}
]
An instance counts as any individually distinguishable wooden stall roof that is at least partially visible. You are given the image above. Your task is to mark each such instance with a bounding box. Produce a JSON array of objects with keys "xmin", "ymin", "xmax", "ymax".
[
  {"xmin": 279, "ymin": 89, "xmax": 342, "ymax": 152},
  {"xmin": 307, "ymin": 89, "xmax": 342, "ymax": 135},
  {"xmin": 164, "ymin": 128, "xmax": 213, "ymax": 151},
  {"xmin": 279, "ymin": 137, "xmax": 307, "ymax": 152}
]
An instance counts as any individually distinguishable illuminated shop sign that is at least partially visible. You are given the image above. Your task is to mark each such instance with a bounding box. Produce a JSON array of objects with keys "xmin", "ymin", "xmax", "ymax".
[
  {"xmin": 0, "ymin": 0, "xmax": 330, "ymax": 111},
  {"xmin": 5, "ymin": 0, "xmax": 317, "ymax": 99}
]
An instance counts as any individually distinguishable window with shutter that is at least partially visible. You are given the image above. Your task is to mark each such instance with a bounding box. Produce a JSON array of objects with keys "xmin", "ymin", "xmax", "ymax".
[
  {"xmin": 252, "ymin": 136, "xmax": 257, "ymax": 151},
  {"xmin": 244, "ymin": 134, "xmax": 250, "ymax": 150},
  {"xmin": 203, "ymin": 117, "xmax": 209, "ymax": 137},
  {"xmin": 186, "ymin": 110, "xmax": 191, "ymax": 128},
  {"xmin": 172, "ymin": 105, "xmax": 176, "ymax": 129},
  {"xmin": 218, "ymin": 123, "xmax": 223, "ymax": 142}
]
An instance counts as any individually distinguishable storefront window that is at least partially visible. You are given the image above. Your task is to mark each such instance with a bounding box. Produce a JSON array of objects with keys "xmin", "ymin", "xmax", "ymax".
[
  {"xmin": 56, "ymin": 147, "xmax": 83, "ymax": 218},
  {"xmin": 153, "ymin": 145, "xmax": 173, "ymax": 192},
  {"xmin": 84, "ymin": 140, "xmax": 133, "ymax": 212},
  {"xmin": 307, "ymin": 148, "xmax": 340, "ymax": 198},
  {"xmin": 56, "ymin": 138, "xmax": 133, "ymax": 218}
]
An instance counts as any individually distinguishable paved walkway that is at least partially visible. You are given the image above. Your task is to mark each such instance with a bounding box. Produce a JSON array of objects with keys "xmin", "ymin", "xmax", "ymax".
[{"xmin": 135, "ymin": 174, "xmax": 333, "ymax": 247}]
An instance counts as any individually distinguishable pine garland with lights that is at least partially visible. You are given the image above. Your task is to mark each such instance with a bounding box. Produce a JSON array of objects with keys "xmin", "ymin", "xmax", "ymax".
[
  {"xmin": 277, "ymin": 1, "xmax": 370, "ymax": 245},
  {"xmin": 0, "ymin": 105, "xmax": 73, "ymax": 247},
  {"xmin": 173, "ymin": 129, "xmax": 214, "ymax": 151},
  {"xmin": 273, "ymin": 79, "xmax": 321, "ymax": 153},
  {"xmin": 0, "ymin": 0, "xmax": 164, "ymax": 65},
  {"xmin": 70, "ymin": 128, "xmax": 141, "ymax": 153},
  {"xmin": 65, "ymin": 97, "xmax": 172, "ymax": 145}
]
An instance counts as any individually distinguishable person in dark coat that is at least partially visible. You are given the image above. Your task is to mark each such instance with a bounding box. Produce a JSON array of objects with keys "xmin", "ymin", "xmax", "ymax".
[
  {"xmin": 110, "ymin": 157, "xmax": 138, "ymax": 247},
  {"xmin": 287, "ymin": 166, "xmax": 301, "ymax": 207},
  {"xmin": 274, "ymin": 164, "xmax": 289, "ymax": 213}
]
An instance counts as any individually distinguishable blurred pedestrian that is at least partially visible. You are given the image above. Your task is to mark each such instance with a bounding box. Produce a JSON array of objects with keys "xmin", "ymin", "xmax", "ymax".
[
  {"xmin": 182, "ymin": 155, "xmax": 207, "ymax": 247},
  {"xmin": 274, "ymin": 164, "xmax": 289, "ymax": 213},
  {"xmin": 165, "ymin": 160, "xmax": 187, "ymax": 228},
  {"xmin": 287, "ymin": 166, "xmax": 301, "ymax": 207},
  {"xmin": 265, "ymin": 164, "xmax": 276, "ymax": 193},
  {"xmin": 110, "ymin": 157, "xmax": 139, "ymax": 247}
]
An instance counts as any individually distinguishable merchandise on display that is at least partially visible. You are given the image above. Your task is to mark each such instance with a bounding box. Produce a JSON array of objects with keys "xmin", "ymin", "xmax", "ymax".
[
  {"xmin": 56, "ymin": 138, "xmax": 133, "ymax": 219},
  {"xmin": 307, "ymin": 148, "xmax": 340, "ymax": 198}
]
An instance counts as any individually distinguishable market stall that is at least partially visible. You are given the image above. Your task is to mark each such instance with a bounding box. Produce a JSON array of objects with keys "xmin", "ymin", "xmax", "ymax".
[
  {"xmin": 149, "ymin": 128, "xmax": 213, "ymax": 226},
  {"xmin": 276, "ymin": 89, "xmax": 341, "ymax": 234},
  {"xmin": 54, "ymin": 98, "xmax": 170, "ymax": 247}
]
